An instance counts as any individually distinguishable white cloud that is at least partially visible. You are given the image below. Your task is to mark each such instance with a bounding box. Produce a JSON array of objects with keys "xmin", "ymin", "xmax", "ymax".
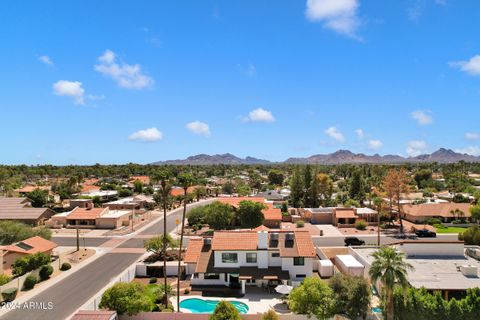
[
  {"xmin": 455, "ymin": 146, "xmax": 480, "ymax": 156},
  {"xmin": 246, "ymin": 108, "xmax": 275, "ymax": 123},
  {"xmin": 128, "ymin": 127, "xmax": 163, "ymax": 142},
  {"xmin": 186, "ymin": 121, "xmax": 211, "ymax": 137},
  {"xmin": 53, "ymin": 80, "xmax": 85, "ymax": 105},
  {"xmin": 368, "ymin": 139, "xmax": 383, "ymax": 150},
  {"xmin": 325, "ymin": 126, "xmax": 345, "ymax": 142},
  {"xmin": 435, "ymin": 0, "xmax": 447, "ymax": 6},
  {"xmin": 38, "ymin": 55, "xmax": 53, "ymax": 66},
  {"xmin": 411, "ymin": 110, "xmax": 433, "ymax": 125},
  {"xmin": 355, "ymin": 129, "xmax": 364, "ymax": 139},
  {"xmin": 94, "ymin": 50, "xmax": 153, "ymax": 89},
  {"xmin": 466, "ymin": 132, "xmax": 480, "ymax": 141},
  {"xmin": 450, "ymin": 55, "xmax": 480, "ymax": 76},
  {"xmin": 407, "ymin": 1, "xmax": 425, "ymax": 21},
  {"xmin": 305, "ymin": 0, "xmax": 360, "ymax": 38},
  {"xmin": 406, "ymin": 140, "xmax": 428, "ymax": 157}
]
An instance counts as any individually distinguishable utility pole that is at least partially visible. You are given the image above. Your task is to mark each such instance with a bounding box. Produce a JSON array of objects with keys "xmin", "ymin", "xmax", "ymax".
[{"xmin": 76, "ymin": 227, "xmax": 80, "ymax": 252}]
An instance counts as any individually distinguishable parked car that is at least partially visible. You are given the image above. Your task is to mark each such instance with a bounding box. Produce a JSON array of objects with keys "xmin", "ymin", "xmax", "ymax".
[
  {"xmin": 415, "ymin": 229, "xmax": 437, "ymax": 238},
  {"xmin": 344, "ymin": 237, "xmax": 365, "ymax": 246},
  {"xmin": 394, "ymin": 233, "xmax": 418, "ymax": 240}
]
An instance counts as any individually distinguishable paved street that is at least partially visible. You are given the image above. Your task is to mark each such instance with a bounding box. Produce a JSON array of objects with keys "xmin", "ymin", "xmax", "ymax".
[
  {"xmin": 51, "ymin": 237, "xmax": 111, "ymax": 247},
  {"xmin": 0, "ymin": 199, "xmax": 213, "ymax": 320}
]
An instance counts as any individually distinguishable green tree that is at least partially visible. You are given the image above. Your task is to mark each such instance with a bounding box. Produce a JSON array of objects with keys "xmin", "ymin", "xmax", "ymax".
[
  {"xmin": 144, "ymin": 234, "xmax": 177, "ymax": 256},
  {"xmin": 303, "ymin": 165, "xmax": 313, "ymax": 206},
  {"xmin": 27, "ymin": 189, "xmax": 49, "ymax": 207},
  {"xmin": 0, "ymin": 221, "xmax": 51, "ymax": 245},
  {"xmin": 469, "ymin": 205, "xmax": 480, "ymax": 223},
  {"xmin": 187, "ymin": 206, "xmax": 206, "ymax": 226},
  {"xmin": 369, "ymin": 246, "xmax": 413, "ymax": 320},
  {"xmin": 290, "ymin": 166, "xmax": 304, "ymax": 208},
  {"xmin": 204, "ymin": 201, "xmax": 235, "ymax": 229},
  {"xmin": 316, "ymin": 173, "xmax": 333, "ymax": 207},
  {"xmin": 458, "ymin": 226, "xmax": 480, "ymax": 245},
  {"xmin": 237, "ymin": 200, "xmax": 265, "ymax": 228},
  {"xmin": 99, "ymin": 282, "xmax": 154, "ymax": 316},
  {"xmin": 288, "ymin": 277, "xmax": 335, "ymax": 320},
  {"xmin": 133, "ymin": 180, "xmax": 143, "ymax": 193},
  {"xmin": 209, "ymin": 300, "xmax": 241, "ymax": 320},
  {"xmin": 329, "ymin": 274, "xmax": 370, "ymax": 319},
  {"xmin": 349, "ymin": 170, "xmax": 366, "ymax": 203},
  {"xmin": 176, "ymin": 172, "xmax": 194, "ymax": 312},
  {"xmin": 268, "ymin": 170, "xmax": 284, "ymax": 186}
]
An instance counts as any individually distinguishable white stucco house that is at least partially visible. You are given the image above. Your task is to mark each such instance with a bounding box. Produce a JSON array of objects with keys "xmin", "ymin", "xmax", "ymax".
[{"xmin": 184, "ymin": 229, "xmax": 317, "ymax": 294}]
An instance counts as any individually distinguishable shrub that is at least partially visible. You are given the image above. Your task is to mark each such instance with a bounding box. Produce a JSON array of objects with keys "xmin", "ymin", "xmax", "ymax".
[
  {"xmin": 209, "ymin": 300, "xmax": 241, "ymax": 320},
  {"xmin": 12, "ymin": 252, "xmax": 50, "ymax": 276},
  {"xmin": 426, "ymin": 218, "xmax": 442, "ymax": 225},
  {"xmin": 60, "ymin": 262, "xmax": 71, "ymax": 271},
  {"xmin": 262, "ymin": 309, "xmax": 280, "ymax": 320},
  {"xmin": 39, "ymin": 265, "xmax": 54, "ymax": 280},
  {"xmin": 184, "ymin": 288, "xmax": 190, "ymax": 294},
  {"xmin": 355, "ymin": 219, "xmax": 367, "ymax": 231},
  {"xmin": 0, "ymin": 274, "xmax": 11, "ymax": 286},
  {"xmin": 296, "ymin": 220, "xmax": 305, "ymax": 228},
  {"xmin": 23, "ymin": 275, "xmax": 38, "ymax": 290},
  {"xmin": 99, "ymin": 282, "xmax": 154, "ymax": 315},
  {"xmin": 1, "ymin": 288, "xmax": 18, "ymax": 302},
  {"xmin": 149, "ymin": 277, "xmax": 157, "ymax": 284},
  {"xmin": 452, "ymin": 219, "xmax": 462, "ymax": 224}
]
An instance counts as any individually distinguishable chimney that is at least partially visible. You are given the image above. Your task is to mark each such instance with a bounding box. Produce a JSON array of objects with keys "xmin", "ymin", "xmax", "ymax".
[{"xmin": 257, "ymin": 231, "xmax": 268, "ymax": 249}]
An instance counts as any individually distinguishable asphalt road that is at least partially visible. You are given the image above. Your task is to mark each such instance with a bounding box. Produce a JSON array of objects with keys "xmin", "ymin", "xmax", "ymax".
[
  {"xmin": 1, "ymin": 253, "xmax": 141, "ymax": 320},
  {"xmin": 51, "ymin": 237, "xmax": 111, "ymax": 247},
  {"xmin": 0, "ymin": 199, "xmax": 214, "ymax": 320}
]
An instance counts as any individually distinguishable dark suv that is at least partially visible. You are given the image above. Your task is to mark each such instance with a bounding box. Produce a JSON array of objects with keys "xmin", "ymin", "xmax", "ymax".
[
  {"xmin": 415, "ymin": 229, "xmax": 437, "ymax": 238},
  {"xmin": 344, "ymin": 237, "xmax": 365, "ymax": 246}
]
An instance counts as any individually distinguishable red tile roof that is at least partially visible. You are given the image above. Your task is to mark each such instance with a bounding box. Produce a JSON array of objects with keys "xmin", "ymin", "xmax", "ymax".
[
  {"xmin": 334, "ymin": 208, "xmax": 357, "ymax": 219},
  {"xmin": 402, "ymin": 203, "xmax": 472, "ymax": 218},
  {"xmin": 129, "ymin": 175, "xmax": 150, "ymax": 184},
  {"xmin": 212, "ymin": 231, "xmax": 258, "ymax": 251},
  {"xmin": 184, "ymin": 238, "xmax": 204, "ymax": 263},
  {"xmin": 294, "ymin": 231, "xmax": 316, "ymax": 257},
  {"xmin": 71, "ymin": 310, "xmax": 117, "ymax": 320},
  {"xmin": 67, "ymin": 207, "xmax": 107, "ymax": 220},
  {"xmin": 80, "ymin": 184, "xmax": 101, "ymax": 193},
  {"xmin": 1, "ymin": 236, "xmax": 57, "ymax": 254}
]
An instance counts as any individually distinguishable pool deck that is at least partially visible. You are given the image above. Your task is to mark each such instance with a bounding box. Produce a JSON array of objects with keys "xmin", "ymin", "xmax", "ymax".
[{"xmin": 173, "ymin": 291, "xmax": 288, "ymax": 314}]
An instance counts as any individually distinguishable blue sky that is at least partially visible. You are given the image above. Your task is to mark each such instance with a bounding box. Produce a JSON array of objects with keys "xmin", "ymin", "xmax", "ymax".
[{"xmin": 1, "ymin": 0, "xmax": 480, "ymax": 165}]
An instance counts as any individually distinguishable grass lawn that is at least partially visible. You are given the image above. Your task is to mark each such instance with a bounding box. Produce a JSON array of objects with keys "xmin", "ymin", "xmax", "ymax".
[{"xmin": 434, "ymin": 225, "xmax": 469, "ymax": 234}]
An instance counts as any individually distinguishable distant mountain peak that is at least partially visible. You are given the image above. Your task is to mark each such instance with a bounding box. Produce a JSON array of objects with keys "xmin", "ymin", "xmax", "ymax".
[{"xmin": 152, "ymin": 148, "xmax": 480, "ymax": 165}]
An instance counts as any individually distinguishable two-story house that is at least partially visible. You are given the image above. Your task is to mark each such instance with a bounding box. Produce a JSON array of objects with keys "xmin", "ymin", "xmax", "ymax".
[{"xmin": 184, "ymin": 230, "xmax": 316, "ymax": 294}]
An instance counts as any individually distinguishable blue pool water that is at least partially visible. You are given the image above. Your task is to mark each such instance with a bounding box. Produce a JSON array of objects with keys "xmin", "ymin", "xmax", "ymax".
[
  {"xmin": 180, "ymin": 298, "xmax": 249, "ymax": 314},
  {"xmin": 372, "ymin": 307, "xmax": 382, "ymax": 313}
]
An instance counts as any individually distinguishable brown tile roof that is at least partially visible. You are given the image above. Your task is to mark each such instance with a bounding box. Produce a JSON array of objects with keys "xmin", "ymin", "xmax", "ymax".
[
  {"xmin": 71, "ymin": 310, "xmax": 117, "ymax": 320},
  {"xmin": 184, "ymin": 238, "xmax": 204, "ymax": 263},
  {"xmin": 263, "ymin": 206, "xmax": 282, "ymax": 220},
  {"xmin": 15, "ymin": 185, "xmax": 51, "ymax": 193},
  {"xmin": 1, "ymin": 236, "xmax": 57, "ymax": 254},
  {"xmin": 401, "ymin": 203, "xmax": 472, "ymax": 218},
  {"xmin": 80, "ymin": 184, "xmax": 101, "ymax": 193},
  {"xmin": 334, "ymin": 208, "xmax": 357, "ymax": 219},
  {"xmin": 253, "ymin": 225, "xmax": 271, "ymax": 231},
  {"xmin": 67, "ymin": 207, "xmax": 107, "ymax": 220},
  {"xmin": 211, "ymin": 231, "xmax": 258, "ymax": 251},
  {"xmin": 294, "ymin": 231, "xmax": 316, "ymax": 257},
  {"xmin": 0, "ymin": 198, "xmax": 55, "ymax": 220}
]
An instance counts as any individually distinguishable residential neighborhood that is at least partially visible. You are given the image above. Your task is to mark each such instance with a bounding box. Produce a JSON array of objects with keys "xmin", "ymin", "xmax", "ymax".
[{"xmin": 3, "ymin": 1, "xmax": 480, "ymax": 319}]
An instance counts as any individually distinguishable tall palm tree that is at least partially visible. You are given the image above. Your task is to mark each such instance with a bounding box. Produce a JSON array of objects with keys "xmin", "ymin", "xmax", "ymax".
[
  {"xmin": 369, "ymin": 246, "xmax": 413, "ymax": 320},
  {"xmin": 176, "ymin": 173, "xmax": 194, "ymax": 312},
  {"xmin": 152, "ymin": 170, "xmax": 171, "ymax": 308}
]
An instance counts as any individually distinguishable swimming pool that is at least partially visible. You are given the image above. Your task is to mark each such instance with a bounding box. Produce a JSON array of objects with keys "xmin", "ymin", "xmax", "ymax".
[
  {"xmin": 180, "ymin": 298, "xmax": 249, "ymax": 314},
  {"xmin": 372, "ymin": 307, "xmax": 382, "ymax": 313}
]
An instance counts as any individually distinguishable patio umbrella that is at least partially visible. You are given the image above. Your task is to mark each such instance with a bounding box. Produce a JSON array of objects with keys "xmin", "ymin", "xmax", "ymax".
[{"xmin": 275, "ymin": 284, "xmax": 293, "ymax": 295}]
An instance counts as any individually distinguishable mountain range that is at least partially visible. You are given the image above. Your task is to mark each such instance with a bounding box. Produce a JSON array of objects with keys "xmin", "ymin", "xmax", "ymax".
[{"xmin": 152, "ymin": 148, "xmax": 480, "ymax": 165}]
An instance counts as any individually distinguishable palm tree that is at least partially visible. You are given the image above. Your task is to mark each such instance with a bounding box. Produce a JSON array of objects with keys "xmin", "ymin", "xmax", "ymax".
[
  {"xmin": 176, "ymin": 173, "xmax": 194, "ymax": 312},
  {"xmin": 152, "ymin": 170, "xmax": 171, "ymax": 308},
  {"xmin": 369, "ymin": 246, "xmax": 413, "ymax": 320}
]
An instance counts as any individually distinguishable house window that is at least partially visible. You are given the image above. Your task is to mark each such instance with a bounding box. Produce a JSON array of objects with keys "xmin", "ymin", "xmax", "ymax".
[
  {"xmin": 246, "ymin": 253, "xmax": 257, "ymax": 263},
  {"xmin": 222, "ymin": 253, "xmax": 238, "ymax": 263},
  {"xmin": 293, "ymin": 257, "xmax": 305, "ymax": 266},
  {"xmin": 204, "ymin": 273, "xmax": 220, "ymax": 280},
  {"xmin": 271, "ymin": 252, "xmax": 280, "ymax": 258}
]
